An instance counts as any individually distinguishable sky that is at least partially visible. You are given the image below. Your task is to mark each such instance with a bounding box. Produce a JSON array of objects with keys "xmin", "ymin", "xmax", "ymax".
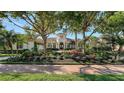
[{"xmin": 2, "ymin": 18, "xmax": 101, "ymax": 39}]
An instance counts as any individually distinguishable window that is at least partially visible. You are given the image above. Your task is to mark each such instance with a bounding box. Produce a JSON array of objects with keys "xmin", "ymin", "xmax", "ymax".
[
  {"xmin": 48, "ymin": 43, "xmax": 52, "ymax": 48},
  {"xmin": 53, "ymin": 43, "xmax": 56, "ymax": 48}
]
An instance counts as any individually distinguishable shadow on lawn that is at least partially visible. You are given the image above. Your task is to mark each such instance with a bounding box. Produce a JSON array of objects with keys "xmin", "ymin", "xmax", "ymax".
[
  {"xmin": 79, "ymin": 65, "xmax": 124, "ymax": 74},
  {"xmin": 78, "ymin": 74, "xmax": 124, "ymax": 81},
  {"xmin": 78, "ymin": 65, "xmax": 124, "ymax": 80}
]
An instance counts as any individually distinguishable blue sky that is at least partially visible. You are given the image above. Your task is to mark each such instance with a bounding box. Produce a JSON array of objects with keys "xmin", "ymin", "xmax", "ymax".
[{"xmin": 2, "ymin": 18, "xmax": 101, "ymax": 39}]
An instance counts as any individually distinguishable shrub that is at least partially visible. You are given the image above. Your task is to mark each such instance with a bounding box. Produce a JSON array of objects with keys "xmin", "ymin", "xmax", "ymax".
[
  {"xmin": 21, "ymin": 50, "xmax": 32, "ymax": 57},
  {"xmin": 63, "ymin": 53, "xmax": 71, "ymax": 59}
]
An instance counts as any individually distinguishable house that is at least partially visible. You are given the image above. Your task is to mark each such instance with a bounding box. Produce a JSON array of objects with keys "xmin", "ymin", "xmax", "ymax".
[{"xmin": 13, "ymin": 33, "xmax": 82, "ymax": 51}]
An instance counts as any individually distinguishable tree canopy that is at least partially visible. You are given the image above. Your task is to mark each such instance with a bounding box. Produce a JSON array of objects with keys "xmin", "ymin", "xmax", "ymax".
[{"xmin": 0, "ymin": 11, "xmax": 124, "ymax": 55}]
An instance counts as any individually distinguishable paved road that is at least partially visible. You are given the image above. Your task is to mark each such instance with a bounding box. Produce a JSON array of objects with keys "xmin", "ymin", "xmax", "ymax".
[{"xmin": 0, "ymin": 64, "xmax": 124, "ymax": 74}]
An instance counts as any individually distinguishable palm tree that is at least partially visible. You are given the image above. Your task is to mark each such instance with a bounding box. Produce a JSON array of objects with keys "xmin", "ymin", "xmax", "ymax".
[
  {"xmin": 69, "ymin": 27, "xmax": 81, "ymax": 50},
  {"xmin": 0, "ymin": 36, "xmax": 7, "ymax": 53},
  {"xmin": 16, "ymin": 34, "xmax": 26, "ymax": 54},
  {"xmin": 0, "ymin": 30, "xmax": 17, "ymax": 54},
  {"xmin": 60, "ymin": 12, "xmax": 82, "ymax": 50}
]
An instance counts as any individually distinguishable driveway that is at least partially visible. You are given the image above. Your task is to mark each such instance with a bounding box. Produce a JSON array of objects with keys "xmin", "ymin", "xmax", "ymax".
[{"xmin": 0, "ymin": 64, "xmax": 124, "ymax": 74}]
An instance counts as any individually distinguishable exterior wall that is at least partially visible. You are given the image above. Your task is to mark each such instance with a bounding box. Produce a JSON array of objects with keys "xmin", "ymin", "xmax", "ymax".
[
  {"xmin": 22, "ymin": 43, "xmax": 28, "ymax": 50},
  {"xmin": 37, "ymin": 45, "xmax": 44, "ymax": 50},
  {"xmin": 13, "ymin": 42, "xmax": 44, "ymax": 50},
  {"xmin": 121, "ymin": 46, "xmax": 124, "ymax": 51},
  {"xmin": 26, "ymin": 42, "xmax": 34, "ymax": 50},
  {"xmin": 16, "ymin": 42, "xmax": 34, "ymax": 50},
  {"xmin": 112, "ymin": 45, "xmax": 124, "ymax": 52},
  {"xmin": 11, "ymin": 34, "xmax": 81, "ymax": 50},
  {"xmin": 12, "ymin": 44, "xmax": 17, "ymax": 50},
  {"xmin": 10, "ymin": 34, "xmax": 124, "ymax": 51},
  {"xmin": 113, "ymin": 45, "xmax": 120, "ymax": 51}
]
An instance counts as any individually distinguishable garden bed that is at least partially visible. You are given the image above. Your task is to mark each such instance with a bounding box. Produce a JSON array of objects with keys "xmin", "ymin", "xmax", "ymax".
[{"xmin": 1, "ymin": 51, "xmax": 124, "ymax": 65}]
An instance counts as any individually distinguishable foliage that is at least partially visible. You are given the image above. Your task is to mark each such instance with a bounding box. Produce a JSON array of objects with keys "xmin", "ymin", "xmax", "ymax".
[
  {"xmin": 99, "ymin": 12, "xmax": 124, "ymax": 46},
  {"xmin": 58, "ymin": 12, "xmax": 103, "ymax": 52},
  {"xmin": 21, "ymin": 50, "xmax": 45, "ymax": 57},
  {"xmin": 0, "ymin": 11, "xmax": 124, "ymax": 63},
  {"xmin": 97, "ymin": 12, "xmax": 124, "ymax": 61},
  {"xmin": 0, "ymin": 12, "xmax": 59, "ymax": 54},
  {"xmin": 0, "ymin": 30, "xmax": 18, "ymax": 53}
]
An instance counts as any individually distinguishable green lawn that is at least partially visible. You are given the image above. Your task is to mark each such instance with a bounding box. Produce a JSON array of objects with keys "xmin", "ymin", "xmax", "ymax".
[
  {"xmin": 0, "ymin": 54, "xmax": 18, "ymax": 57},
  {"xmin": 0, "ymin": 73, "xmax": 124, "ymax": 81},
  {"xmin": 0, "ymin": 61, "xmax": 80, "ymax": 65}
]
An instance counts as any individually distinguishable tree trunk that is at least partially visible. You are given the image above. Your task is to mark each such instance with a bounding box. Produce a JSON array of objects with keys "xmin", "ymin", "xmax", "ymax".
[
  {"xmin": 75, "ymin": 32, "xmax": 78, "ymax": 50},
  {"xmin": 9, "ymin": 43, "xmax": 13, "ymax": 54},
  {"xmin": 82, "ymin": 32, "xmax": 86, "ymax": 54},
  {"xmin": 16, "ymin": 42, "xmax": 19, "ymax": 54},
  {"xmin": 115, "ymin": 45, "xmax": 122, "ymax": 61},
  {"xmin": 43, "ymin": 36, "xmax": 47, "ymax": 56},
  {"xmin": 118, "ymin": 45, "xmax": 123, "ymax": 60},
  {"xmin": 10, "ymin": 46, "xmax": 13, "ymax": 54},
  {"xmin": 34, "ymin": 41, "xmax": 38, "ymax": 52},
  {"xmin": 3, "ymin": 45, "xmax": 7, "ymax": 54},
  {"xmin": 111, "ymin": 44, "xmax": 114, "ymax": 51}
]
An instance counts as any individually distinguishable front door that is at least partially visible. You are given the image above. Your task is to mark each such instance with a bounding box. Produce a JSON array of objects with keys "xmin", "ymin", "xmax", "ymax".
[{"xmin": 59, "ymin": 42, "xmax": 64, "ymax": 49}]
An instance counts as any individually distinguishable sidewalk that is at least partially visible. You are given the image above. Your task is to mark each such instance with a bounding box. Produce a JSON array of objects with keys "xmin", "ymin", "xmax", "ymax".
[{"xmin": 0, "ymin": 64, "xmax": 124, "ymax": 74}]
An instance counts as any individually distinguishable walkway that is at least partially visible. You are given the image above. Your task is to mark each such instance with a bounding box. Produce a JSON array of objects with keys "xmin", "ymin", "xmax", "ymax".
[{"xmin": 0, "ymin": 64, "xmax": 124, "ymax": 74}]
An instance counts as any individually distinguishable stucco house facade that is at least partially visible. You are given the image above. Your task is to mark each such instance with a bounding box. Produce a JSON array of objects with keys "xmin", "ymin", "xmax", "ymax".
[{"xmin": 13, "ymin": 33, "xmax": 82, "ymax": 51}]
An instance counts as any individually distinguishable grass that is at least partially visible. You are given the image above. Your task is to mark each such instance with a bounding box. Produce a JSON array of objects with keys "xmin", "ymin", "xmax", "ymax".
[
  {"xmin": 0, "ymin": 61, "xmax": 81, "ymax": 65},
  {"xmin": 79, "ymin": 74, "xmax": 124, "ymax": 81},
  {"xmin": 0, "ymin": 73, "xmax": 83, "ymax": 81},
  {"xmin": 0, "ymin": 73, "xmax": 124, "ymax": 81},
  {"xmin": 0, "ymin": 60, "xmax": 122, "ymax": 65},
  {"xmin": 0, "ymin": 54, "xmax": 18, "ymax": 57}
]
